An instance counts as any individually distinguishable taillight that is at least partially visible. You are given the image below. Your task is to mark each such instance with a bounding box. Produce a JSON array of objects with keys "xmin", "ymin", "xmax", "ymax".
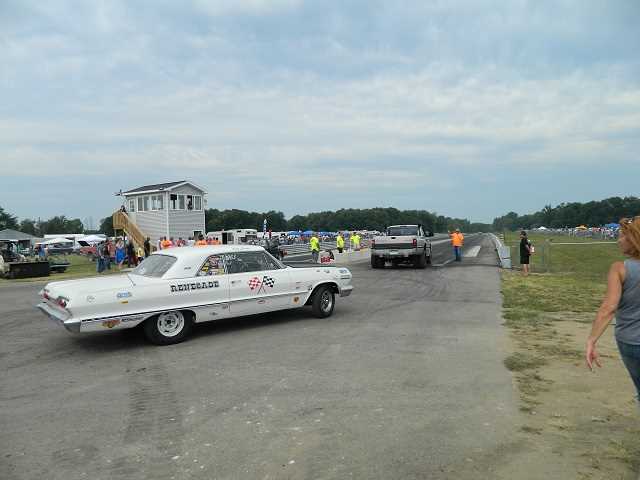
[
  {"xmin": 412, "ymin": 238, "xmax": 417, "ymax": 247},
  {"xmin": 57, "ymin": 296, "xmax": 69, "ymax": 308}
]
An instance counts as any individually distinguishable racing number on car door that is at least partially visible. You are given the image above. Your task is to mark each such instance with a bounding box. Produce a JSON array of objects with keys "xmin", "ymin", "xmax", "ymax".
[{"xmin": 224, "ymin": 251, "xmax": 292, "ymax": 315}]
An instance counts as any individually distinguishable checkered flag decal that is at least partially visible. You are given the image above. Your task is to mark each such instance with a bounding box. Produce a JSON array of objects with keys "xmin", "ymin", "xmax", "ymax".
[
  {"xmin": 262, "ymin": 276, "xmax": 275, "ymax": 288},
  {"xmin": 248, "ymin": 277, "xmax": 262, "ymax": 290}
]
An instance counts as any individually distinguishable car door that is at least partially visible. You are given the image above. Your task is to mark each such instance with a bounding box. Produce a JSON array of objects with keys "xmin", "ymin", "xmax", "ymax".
[
  {"xmin": 225, "ymin": 251, "xmax": 294, "ymax": 316},
  {"xmin": 165, "ymin": 253, "xmax": 231, "ymax": 322}
]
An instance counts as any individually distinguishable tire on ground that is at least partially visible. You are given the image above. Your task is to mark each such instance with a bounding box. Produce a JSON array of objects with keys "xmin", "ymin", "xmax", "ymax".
[
  {"xmin": 414, "ymin": 250, "xmax": 427, "ymax": 269},
  {"xmin": 311, "ymin": 285, "xmax": 335, "ymax": 318},
  {"xmin": 143, "ymin": 310, "xmax": 194, "ymax": 345}
]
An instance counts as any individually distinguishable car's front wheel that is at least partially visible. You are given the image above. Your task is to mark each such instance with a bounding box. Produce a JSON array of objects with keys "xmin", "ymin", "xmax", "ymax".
[
  {"xmin": 143, "ymin": 310, "xmax": 193, "ymax": 345},
  {"xmin": 311, "ymin": 285, "xmax": 335, "ymax": 318}
]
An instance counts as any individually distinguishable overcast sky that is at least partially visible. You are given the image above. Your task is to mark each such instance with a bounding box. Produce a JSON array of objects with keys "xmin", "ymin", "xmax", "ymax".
[{"xmin": 1, "ymin": 0, "xmax": 639, "ymax": 227}]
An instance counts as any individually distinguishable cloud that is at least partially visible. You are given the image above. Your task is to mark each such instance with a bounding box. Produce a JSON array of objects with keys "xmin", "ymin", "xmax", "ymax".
[{"xmin": 0, "ymin": 1, "xmax": 639, "ymax": 222}]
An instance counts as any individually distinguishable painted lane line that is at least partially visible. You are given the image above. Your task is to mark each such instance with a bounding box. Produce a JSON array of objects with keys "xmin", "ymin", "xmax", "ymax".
[{"xmin": 463, "ymin": 246, "xmax": 481, "ymax": 258}]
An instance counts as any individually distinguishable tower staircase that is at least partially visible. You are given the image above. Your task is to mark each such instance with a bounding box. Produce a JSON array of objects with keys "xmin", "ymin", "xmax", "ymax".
[{"xmin": 112, "ymin": 211, "xmax": 147, "ymax": 250}]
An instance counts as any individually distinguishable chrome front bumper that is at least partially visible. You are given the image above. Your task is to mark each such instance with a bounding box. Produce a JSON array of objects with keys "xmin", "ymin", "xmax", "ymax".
[
  {"xmin": 36, "ymin": 302, "xmax": 81, "ymax": 333},
  {"xmin": 339, "ymin": 285, "xmax": 353, "ymax": 297}
]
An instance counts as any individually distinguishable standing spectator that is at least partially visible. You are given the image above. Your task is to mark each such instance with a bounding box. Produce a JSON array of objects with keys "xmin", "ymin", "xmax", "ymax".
[
  {"xmin": 336, "ymin": 233, "xmax": 345, "ymax": 254},
  {"xmin": 126, "ymin": 240, "xmax": 137, "ymax": 267},
  {"xmin": 450, "ymin": 228, "xmax": 464, "ymax": 262},
  {"xmin": 103, "ymin": 240, "xmax": 112, "ymax": 271},
  {"xmin": 310, "ymin": 232, "xmax": 320, "ymax": 263},
  {"xmin": 195, "ymin": 234, "xmax": 207, "ymax": 246},
  {"xmin": 586, "ymin": 216, "xmax": 640, "ymax": 411},
  {"xmin": 96, "ymin": 242, "xmax": 105, "ymax": 273},
  {"xmin": 157, "ymin": 237, "xmax": 163, "ymax": 251},
  {"xmin": 187, "ymin": 236, "xmax": 195, "ymax": 247},
  {"xmin": 143, "ymin": 237, "xmax": 151, "ymax": 258},
  {"xmin": 349, "ymin": 232, "xmax": 356, "ymax": 251},
  {"xmin": 354, "ymin": 232, "xmax": 361, "ymax": 251},
  {"xmin": 115, "ymin": 238, "xmax": 126, "ymax": 270},
  {"xmin": 136, "ymin": 244, "xmax": 144, "ymax": 264},
  {"xmin": 161, "ymin": 237, "xmax": 172, "ymax": 249},
  {"xmin": 519, "ymin": 230, "xmax": 532, "ymax": 276}
]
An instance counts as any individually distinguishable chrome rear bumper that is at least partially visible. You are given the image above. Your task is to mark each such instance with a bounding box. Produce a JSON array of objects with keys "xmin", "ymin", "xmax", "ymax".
[{"xmin": 36, "ymin": 302, "xmax": 81, "ymax": 333}]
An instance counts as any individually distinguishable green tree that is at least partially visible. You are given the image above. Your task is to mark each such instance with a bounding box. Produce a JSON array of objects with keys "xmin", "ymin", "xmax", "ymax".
[
  {"xmin": 99, "ymin": 216, "xmax": 114, "ymax": 236},
  {"xmin": 38, "ymin": 216, "xmax": 84, "ymax": 235},
  {"xmin": 0, "ymin": 206, "xmax": 19, "ymax": 230},
  {"xmin": 19, "ymin": 218, "xmax": 39, "ymax": 236}
]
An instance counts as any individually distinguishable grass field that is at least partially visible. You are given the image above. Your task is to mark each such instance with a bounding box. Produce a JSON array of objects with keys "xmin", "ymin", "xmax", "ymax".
[
  {"xmin": 504, "ymin": 231, "xmax": 621, "ymax": 280},
  {"xmin": 0, "ymin": 254, "xmax": 121, "ymax": 284},
  {"xmin": 500, "ymin": 232, "xmax": 639, "ymax": 478}
]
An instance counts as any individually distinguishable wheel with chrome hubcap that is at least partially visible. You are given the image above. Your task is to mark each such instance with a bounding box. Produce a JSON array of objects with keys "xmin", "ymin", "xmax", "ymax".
[
  {"xmin": 311, "ymin": 285, "xmax": 335, "ymax": 318},
  {"xmin": 143, "ymin": 310, "xmax": 193, "ymax": 345}
]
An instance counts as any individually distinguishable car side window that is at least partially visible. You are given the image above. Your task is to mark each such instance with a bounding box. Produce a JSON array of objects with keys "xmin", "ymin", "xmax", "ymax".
[
  {"xmin": 226, "ymin": 252, "xmax": 281, "ymax": 274},
  {"xmin": 197, "ymin": 255, "xmax": 225, "ymax": 276}
]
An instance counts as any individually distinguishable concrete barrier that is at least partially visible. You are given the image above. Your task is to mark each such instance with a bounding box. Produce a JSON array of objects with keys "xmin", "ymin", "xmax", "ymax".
[
  {"xmin": 331, "ymin": 248, "xmax": 370, "ymax": 264},
  {"xmin": 489, "ymin": 233, "xmax": 511, "ymax": 269}
]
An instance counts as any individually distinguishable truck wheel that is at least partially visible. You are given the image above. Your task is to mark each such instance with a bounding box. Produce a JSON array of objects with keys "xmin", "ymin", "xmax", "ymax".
[
  {"xmin": 311, "ymin": 285, "xmax": 335, "ymax": 318},
  {"xmin": 143, "ymin": 310, "xmax": 193, "ymax": 345},
  {"xmin": 414, "ymin": 250, "xmax": 427, "ymax": 269}
]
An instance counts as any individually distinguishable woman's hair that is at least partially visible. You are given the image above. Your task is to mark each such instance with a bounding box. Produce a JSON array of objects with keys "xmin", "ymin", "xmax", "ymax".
[{"xmin": 619, "ymin": 216, "xmax": 640, "ymax": 258}]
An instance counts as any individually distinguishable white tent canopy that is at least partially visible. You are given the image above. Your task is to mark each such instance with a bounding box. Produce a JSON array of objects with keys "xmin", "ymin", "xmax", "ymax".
[
  {"xmin": 39, "ymin": 237, "xmax": 74, "ymax": 245},
  {"xmin": 78, "ymin": 234, "xmax": 106, "ymax": 244}
]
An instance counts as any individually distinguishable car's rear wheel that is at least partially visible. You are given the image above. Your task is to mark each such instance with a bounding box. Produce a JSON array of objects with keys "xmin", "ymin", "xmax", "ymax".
[
  {"xmin": 414, "ymin": 250, "xmax": 427, "ymax": 269},
  {"xmin": 371, "ymin": 255, "xmax": 384, "ymax": 269},
  {"xmin": 311, "ymin": 285, "xmax": 335, "ymax": 318},
  {"xmin": 143, "ymin": 310, "xmax": 193, "ymax": 345}
]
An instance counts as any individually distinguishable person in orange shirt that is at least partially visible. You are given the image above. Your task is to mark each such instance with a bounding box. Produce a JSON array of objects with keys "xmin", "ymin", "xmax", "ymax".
[
  {"xmin": 195, "ymin": 234, "xmax": 207, "ymax": 246},
  {"xmin": 450, "ymin": 228, "xmax": 464, "ymax": 262},
  {"xmin": 161, "ymin": 236, "xmax": 172, "ymax": 249}
]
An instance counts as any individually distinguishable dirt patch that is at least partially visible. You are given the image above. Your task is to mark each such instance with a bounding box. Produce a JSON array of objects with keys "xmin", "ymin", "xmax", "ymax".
[{"xmin": 498, "ymin": 311, "xmax": 639, "ymax": 479}]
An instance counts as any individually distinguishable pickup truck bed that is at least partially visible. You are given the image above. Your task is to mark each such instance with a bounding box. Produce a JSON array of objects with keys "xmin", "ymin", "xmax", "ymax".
[{"xmin": 371, "ymin": 225, "xmax": 432, "ymax": 269}]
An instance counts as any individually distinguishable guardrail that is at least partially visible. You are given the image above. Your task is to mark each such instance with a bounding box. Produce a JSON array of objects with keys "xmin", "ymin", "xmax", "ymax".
[{"xmin": 488, "ymin": 233, "xmax": 511, "ymax": 269}]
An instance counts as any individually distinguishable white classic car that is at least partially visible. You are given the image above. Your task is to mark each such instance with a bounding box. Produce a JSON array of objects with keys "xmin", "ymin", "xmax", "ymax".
[{"xmin": 37, "ymin": 245, "xmax": 353, "ymax": 345}]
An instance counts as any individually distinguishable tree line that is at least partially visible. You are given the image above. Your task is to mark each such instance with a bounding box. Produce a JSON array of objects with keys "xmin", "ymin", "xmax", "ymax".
[
  {"xmin": 204, "ymin": 207, "xmax": 489, "ymax": 233},
  {"xmin": 3, "ymin": 196, "xmax": 638, "ymax": 238},
  {"xmin": 492, "ymin": 196, "xmax": 640, "ymax": 231},
  {"xmin": 0, "ymin": 206, "xmax": 85, "ymax": 236}
]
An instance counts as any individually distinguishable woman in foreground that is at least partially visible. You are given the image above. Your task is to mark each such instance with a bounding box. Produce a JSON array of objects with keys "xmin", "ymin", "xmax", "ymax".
[{"xmin": 586, "ymin": 216, "xmax": 640, "ymax": 410}]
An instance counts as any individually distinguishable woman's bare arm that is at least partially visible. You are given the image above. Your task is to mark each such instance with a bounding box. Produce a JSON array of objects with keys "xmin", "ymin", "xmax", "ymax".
[{"xmin": 586, "ymin": 262, "xmax": 625, "ymax": 369}]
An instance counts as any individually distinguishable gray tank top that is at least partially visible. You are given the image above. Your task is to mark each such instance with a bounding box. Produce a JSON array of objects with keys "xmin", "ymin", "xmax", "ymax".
[{"xmin": 616, "ymin": 259, "xmax": 640, "ymax": 345}]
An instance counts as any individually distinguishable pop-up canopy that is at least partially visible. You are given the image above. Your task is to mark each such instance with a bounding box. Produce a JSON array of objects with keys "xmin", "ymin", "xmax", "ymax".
[
  {"xmin": 40, "ymin": 237, "xmax": 74, "ymax": 245},
  {"xmin": 78, "ymin": 234, "xmax": 106, "ymax": 244}
]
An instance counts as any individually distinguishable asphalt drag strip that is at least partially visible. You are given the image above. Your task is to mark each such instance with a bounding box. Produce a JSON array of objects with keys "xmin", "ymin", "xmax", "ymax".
[{"xmin": 1, "ymin": 234, "xmax": 516, "ymax": 480}]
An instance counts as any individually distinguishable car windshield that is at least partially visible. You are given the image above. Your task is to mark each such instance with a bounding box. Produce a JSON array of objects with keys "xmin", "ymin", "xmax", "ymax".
[
  {"xmin": 131, "ymin": 254, "xmax": 177, "ymax": 278},
  {"xmin": 387, "ymin": 226, "xmax": 419, "ymax": 236}
]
